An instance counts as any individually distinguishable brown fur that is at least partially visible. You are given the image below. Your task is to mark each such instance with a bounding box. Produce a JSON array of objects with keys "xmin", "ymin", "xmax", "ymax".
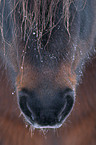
[{"xmin": 16, "ymin": 62, "xmax": 76, "ymax": 94}]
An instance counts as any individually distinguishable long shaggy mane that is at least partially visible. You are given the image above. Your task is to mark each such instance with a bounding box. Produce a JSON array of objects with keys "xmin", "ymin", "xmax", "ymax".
[{"xmin": 1, "ymin": 0, "xmax": 73, "ymax": 47}]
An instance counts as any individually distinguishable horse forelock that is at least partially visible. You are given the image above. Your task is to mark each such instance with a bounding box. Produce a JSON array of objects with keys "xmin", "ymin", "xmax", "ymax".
[{"xmin": 1, "ymin": 0, "xmax": 73, "ymax": 44}]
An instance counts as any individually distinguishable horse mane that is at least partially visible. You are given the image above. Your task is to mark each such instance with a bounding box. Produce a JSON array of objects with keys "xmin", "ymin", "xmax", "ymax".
[
  {"xmin": 14, "ymin": 0, "xmax": 72, "ymax": 41},
  {"xmin": 1, "ymin": 0, "xmax": 73, "ymax": 47},
  {"xmin": 1, "ymin": 0, "xmax": 88, "ymax": 52}
]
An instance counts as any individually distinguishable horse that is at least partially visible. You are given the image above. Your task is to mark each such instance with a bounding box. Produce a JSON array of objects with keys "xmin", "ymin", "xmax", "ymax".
[{"xmin": 0, "ymin": 0, "xmax": 96, "ymax": 130}]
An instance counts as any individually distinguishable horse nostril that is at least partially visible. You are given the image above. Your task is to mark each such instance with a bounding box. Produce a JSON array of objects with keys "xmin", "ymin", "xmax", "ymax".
[
  {"xmin": 57, "ymin": 88, "xmax": 74, "ymax": 123},
  {"xmin": 19, "ymin": 95, "xmax": 35, "ymax": 123}
]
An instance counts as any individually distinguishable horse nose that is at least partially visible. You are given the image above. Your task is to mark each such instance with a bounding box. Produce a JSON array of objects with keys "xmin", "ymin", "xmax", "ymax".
[{"xmin": 18, "ymin": 88, "xmax": 74, "ymax": 128}]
